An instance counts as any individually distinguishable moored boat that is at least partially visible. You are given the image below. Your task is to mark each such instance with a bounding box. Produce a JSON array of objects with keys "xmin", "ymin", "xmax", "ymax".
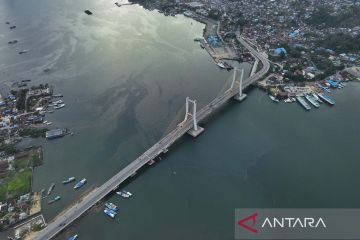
[
  {"xmin": 305, "ymin": 95, "xmax": 320, "ymax": 108},
  {"xmin": 104, "ymin": 208, "xmax": 116, "ymax": 218},
  {"xmin": 48, "ymin": 195, "xmax": 61, "ymax": 204},
  {"xmin": 296, "ymin": 96, "xmax": 311, "ymax": 111},
  {"xmin": 105, "ymin": 202, "xmax": 118, "ymax": 212},
  {"xmin": 68, "ymin": 234, "xmax": 78, "ymax": 240},
  {"xmin": 318, "ymin": 93, "xmax": 335, "ymax": 105},
  {"xmin": 62, "ymin": 177, "xmax": 76, "ymax": 184},
  {"xmin": 312, "ymin": 93, "xmax": 322, "ymax": 103},
  {"xmin": 74, "ymin": 178, "xmax": 87, "ymax": 189},
  {"xmin": 47, "ymin": 183, "xmax": 55, "ymax": 196},
  {"xmin": 116, "ymin": 190, "xmax": 130, "ymax": 198},
  {"xmin": 216, "ymin": 62, "xmax": 226, "ymax": 69},
  {"xmin": 269, "ymin": 95, "xmax": 279, "ymax": 103}
]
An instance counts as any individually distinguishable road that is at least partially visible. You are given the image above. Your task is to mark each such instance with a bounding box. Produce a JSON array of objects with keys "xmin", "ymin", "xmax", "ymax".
[{"xmin": 33, "ymin": 34, "xmax": 270, "ymax": 240}]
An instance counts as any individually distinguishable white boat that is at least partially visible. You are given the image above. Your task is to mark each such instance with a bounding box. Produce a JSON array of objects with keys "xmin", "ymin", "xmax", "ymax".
[
  {"xmin": 54, "ymin": 104, "xmax": 66, "ymax": 109},
  {"xmin": 269, "ymin": 95, "xmax": 279, "ymax": 103},
  {"xmin": 312, "ymin": 93, "xmax": 322, "ymax": 103},
  {"xmin": 216, "ymin": 62, "xmax": 226, "ymax": 69},
  {"xmin": 116, "ymin": 191, "xmax": 130, "ymax": 198},
  {"xmin": 46, "ymin": 122, "xmax": 52, "ymax": 125},
  {"xmin": 284, "ymin": 98, "xmax": 292, "ymax": 103},
  {"xmin": 123, "ymin": 190, "xmax": 132, "ymax": 196}
]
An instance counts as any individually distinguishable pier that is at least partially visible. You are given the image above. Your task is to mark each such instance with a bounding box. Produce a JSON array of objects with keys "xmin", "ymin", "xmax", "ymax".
[{"xmin": 33, "ymin": 34, "xmax": 270, "ymax": 240}]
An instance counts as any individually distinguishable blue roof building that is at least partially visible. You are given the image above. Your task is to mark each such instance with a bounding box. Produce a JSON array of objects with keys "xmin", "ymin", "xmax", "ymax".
[{"xmin": 275, "ymin": 47, "xmax": 287, "ymax": 55}]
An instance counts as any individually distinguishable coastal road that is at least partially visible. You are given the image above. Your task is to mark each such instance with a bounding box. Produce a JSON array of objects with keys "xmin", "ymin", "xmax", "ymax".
[{"xmin": 33, "ymin": 34, "xmax": 270, "ymax": 240}]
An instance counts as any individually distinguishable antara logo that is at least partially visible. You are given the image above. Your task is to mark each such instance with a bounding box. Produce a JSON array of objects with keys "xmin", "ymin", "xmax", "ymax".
[
  {"xmin": 237, "ymin": 213, "xmax": 327, "ymax": 233},
  {"xmin": 237, "ymin": 213, "xmax": 259, "ymax": 233}
]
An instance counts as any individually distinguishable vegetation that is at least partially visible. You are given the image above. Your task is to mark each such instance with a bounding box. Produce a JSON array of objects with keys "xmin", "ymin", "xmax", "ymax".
[
  {"xmin": 19, "ymin": 128, "xmax": 48, "ymax": 138},
  {"xmin": 16, "ymin": 89, "xmax": 28, "ymax": 111},
  {"xmin": 0, "ymin": 144, "xmax": 17, "ymax": 155},
  {"xmin": 319, "ymin": 33, "xmax": 360, "ymax": 54},
  {"xmin": 0, "ymin": 169, "xmax": 32, "ymax": 202},
  {"xmin": 307, "ymin": 6, "xmax": 360, "ymax": 28}
]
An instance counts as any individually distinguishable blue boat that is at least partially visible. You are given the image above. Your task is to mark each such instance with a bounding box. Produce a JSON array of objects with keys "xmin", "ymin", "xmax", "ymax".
[
  {"xmin": 318, "ymin": 93, "xmax": 335, "ymax": 105},
  {"xmin": 68, "ymin": 234, "xmax": 78, "ymax": 240},
  {"xmin": 73, "ymin": 178, "xmax": 87, "ymax": 189},
  {"xmin": 104, "ymin": 208, "xmax": 116, "ymax": 218},
  {"xmin": 105, "ymin": 202, "xmax": 118, "ymax": 212}
]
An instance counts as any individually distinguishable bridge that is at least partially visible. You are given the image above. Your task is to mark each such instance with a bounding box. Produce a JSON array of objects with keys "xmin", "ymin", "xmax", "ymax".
[{"xmin": 33, "ymin": 34, "xmax": 270, "ymax": 240}]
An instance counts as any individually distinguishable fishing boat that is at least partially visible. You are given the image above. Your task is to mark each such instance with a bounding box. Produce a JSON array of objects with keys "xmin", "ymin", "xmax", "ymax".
[
  {"xmin": 74, "ymin": 178, "xmax": 87, "ymax": 189},
  {"xmin": 216, "ymin": 62, "xmax": 226, "ymax": 69},
  {"xmin": 105, "ymin": 202, "xmax": 118, "ymax": 212},
  {"xmin": 47, "ymin": 183, "xmax": 55, "ymax": 196},
  {"xmin": 62, "ymin": 177, "xmax": 76, "ymax": 184},
  {"xmin": 104, "ymin": 208, "xmax": 116, "ymax": 218},
  {"xmin": 296, "ymin": 96, "xmax": 311, "ymax": 111},
  {"xmin": 48, "ymin": 195, "xmax": 61, "ymax": 204},
  {"xmin": 269, "ymin": 95, "xmax": 279, "ymax": 103},
  {"xmin": 318, "ymin": 93, "xmax": 335, "ymax": 105},
  {"xmin": 312, "ymin": 93, "xmax": 322, "ymax": 103},
  {"xmin": 54, "ymin": 103, "xmax": 66, "ymax": 109},
  {"xmin": 116, "ymin": 190, "xmax": 130, "ymax": 198},
  {"xmin": 68, "ymin": 234, "xmax": 78, "ymax": 240},
  {"xmin": 305, "ymin": 95, "xmax": 320, "ymax": 108}
]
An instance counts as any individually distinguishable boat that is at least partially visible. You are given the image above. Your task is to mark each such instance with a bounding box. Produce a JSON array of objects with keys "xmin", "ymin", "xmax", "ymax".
[
  {"xmin": 19, "ymin": 50, "xmax": 28, "ymax": 54},
  {"xmin": 115, "ymin": 2, "xmax": 121, "ymax": 7},
  {"xmin": 68, "ymin": 235, "xmax": 78, "ymax": 240},
  {"xmin": 54, "ymin": 103, "xmax": 66, "ymax": 109},
  {"xmin": 53, "ymin": 94, "xmax": 63, "ymax": 98},
  {"xmin": 123, "ymin": 190, "xmax": 132, "ymax": 196},
  {"xmin": 84, "ymin": 10, "xmax": 93, "ymax": 15},
  {"xmin": 104, "ymin": 208, "xmax": 116, "ymax": 218},
  {"xmin": 53, "ymin": 100, "xmax": 63, "ymax": 105},
  {"xmin": 74, "ymin": 178, "xmax": 87, "ymax": 189},
  {"xmin": 312, "ymin": 93, "xmax": 322, "ymax": 103},
  {"xmin": 46, "ymin": 122, "xmax": 52, "ymax": 125},
  {"xmin": 47, "ymin": 183, "xmax": 55, "ymax": 196},
  {"xmin": 216, "ymin": 62, "xmax": 226, "ymax": 69},
  {"xmin": 269, "ymin": 95, "xmax": 279, "ymax": 103},
  {"xmin": 8, "ymin": 40, "xmax": 18, "ymax": 44},
  {"xmin": 9, "ymin": 26, "xmax": 16, "ymax": 29},
  {"xmin": 47, "ymin": 110, "xmax": 54, "ymax": 113},
  {"xmin": 305, "ymin": 95, "xmax": 320, "ymax": 108},
  {"xmin": 48, "ymin": 195, "xmax": 61, "ymax": 204},
  {"xmin": 296, "ymin": 96, "xmax": 311, "ymax": 111},
  {"xmin": 62, "ymin": 177, "xmax": 76, "ymax": 184},
  {"xmin": 105, "ymin": 202, "xmax": 118, "ymax": 212},
  {"xmin": 46, "ymin": 128, "xmax": 67, "ymax": 139},
  {"xmin": 200, "ymin": 43, "xmax": 205, "ymax": 49},
  {"xmin": 284, "ymin": 98, "xmax": 292, "ymax": 103},
  {"xmin": 193, "ymin": 37, "xmax": 203, "ymax": 42},
  {"xmin": 318, "ymin": 93, "xmax": 335, "ymax": 105},
  {"xmin": 116, "ymin": 190, "xmax": 130, "ymax": 198},
  {"xmin": 223, "ymin": 62, "xmax": 233, "ymax": 70}
]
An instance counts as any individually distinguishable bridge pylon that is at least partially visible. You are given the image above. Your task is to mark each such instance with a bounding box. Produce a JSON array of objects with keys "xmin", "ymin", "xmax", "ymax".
[
  {"xmin": 233, "ymin": 68, "xmax": 247, "ymax": 102},
  {"xmin": 181, "ymin": 97, "xmax": 204, "ymax": 137}
]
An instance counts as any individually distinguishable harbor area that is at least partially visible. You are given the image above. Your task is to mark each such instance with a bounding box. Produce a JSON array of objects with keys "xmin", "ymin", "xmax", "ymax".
[{"xmin": 258, "ymin": 67, "xmax": 360, "ymax": 110}]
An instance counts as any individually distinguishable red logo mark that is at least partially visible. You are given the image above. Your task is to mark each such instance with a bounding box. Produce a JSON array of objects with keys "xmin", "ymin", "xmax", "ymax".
[{"xmin": 237, "ymin": 213, "xmax": 258, "ymax": 233}]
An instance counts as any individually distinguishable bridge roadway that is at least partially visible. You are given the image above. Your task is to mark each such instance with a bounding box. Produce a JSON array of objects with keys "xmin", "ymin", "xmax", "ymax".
[{"xmin": 33, "ymin": 35, "xmax": 270, "ymax": 240}]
